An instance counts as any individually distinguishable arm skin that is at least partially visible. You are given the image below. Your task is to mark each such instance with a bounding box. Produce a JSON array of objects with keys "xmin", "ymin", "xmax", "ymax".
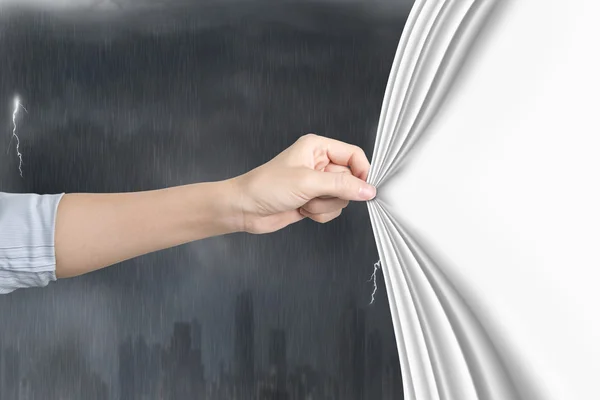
[
  {"xmin": 54, "ymin": 180, "xmax": 242, "ymax": 278},
  {"xmin": 54, "ymin": 133, "xmax": 376, "ymax": 279}
]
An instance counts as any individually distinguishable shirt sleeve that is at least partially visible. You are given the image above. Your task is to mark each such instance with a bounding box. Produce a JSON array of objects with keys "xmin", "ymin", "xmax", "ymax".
[{"xmin": 0, "ymin": 192, "xmax": 65, "ymax": 294}]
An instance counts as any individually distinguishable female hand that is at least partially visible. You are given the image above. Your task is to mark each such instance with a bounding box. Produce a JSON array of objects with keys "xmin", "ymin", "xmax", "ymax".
[{"xmin": 231, "ymin": 133, "xmax": 377, "ymax": 234}]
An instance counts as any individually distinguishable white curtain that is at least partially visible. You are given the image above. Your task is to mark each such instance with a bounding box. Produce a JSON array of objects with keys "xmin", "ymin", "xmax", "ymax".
[{"xmin": 367, "ymin": 0, "xmax": 600, "ymax": 399}]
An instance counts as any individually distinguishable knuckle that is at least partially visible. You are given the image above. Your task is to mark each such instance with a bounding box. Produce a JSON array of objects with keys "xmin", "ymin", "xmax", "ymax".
[
  {"xmin": 298, "ymin": 133, "xmax": 317, "ymax": 144},
  {"xmin": 326, "ymin": 211, "xmax": 342, "ymax": 223},
  {"xmin": 316, "ymin": 210, "xmax": 342, "ymax": 224},
  {"xmin": 356, "ymin": 146, "xmax": 367, "ymax": 158},
  {"xmin": 353, "ymin": 147, "xmax": 367, "ymax": 163},
  {"xmin": 303, "ymin": 201, "xmax": 317, "ymax": 214},
  {"xmin": 312, "ymin": 214, "xmax": 327, "ymax": 224}
]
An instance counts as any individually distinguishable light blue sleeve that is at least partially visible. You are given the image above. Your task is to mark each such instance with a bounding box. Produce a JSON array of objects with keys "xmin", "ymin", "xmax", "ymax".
[{"xmin": 0, "ymin": 192, "xmax": 65, "ymax": 294}]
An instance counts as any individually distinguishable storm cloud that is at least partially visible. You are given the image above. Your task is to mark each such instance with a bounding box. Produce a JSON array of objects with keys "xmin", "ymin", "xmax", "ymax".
[{"xmin": 0, "ymin": 1, "xmax": 411, "ymax": 397}]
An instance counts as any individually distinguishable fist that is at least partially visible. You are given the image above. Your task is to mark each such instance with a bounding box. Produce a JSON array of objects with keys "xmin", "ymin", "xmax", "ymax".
[{"xmin": 231, "ymin": 134, "xmax": 376, "ymax": 234}]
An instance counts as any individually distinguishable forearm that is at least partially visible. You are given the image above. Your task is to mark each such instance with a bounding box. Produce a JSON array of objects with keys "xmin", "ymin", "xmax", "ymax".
[{"xmin": 54, "ymin": 179, "xmax": 242, "ymax": 278}]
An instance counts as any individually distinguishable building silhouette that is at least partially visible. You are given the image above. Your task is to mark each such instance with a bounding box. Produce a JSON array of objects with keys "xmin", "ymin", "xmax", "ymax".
[
  {"xmin": 256, "ymin": 328, "xmax": 289, "ymax": 400},
  {"xmin": 383, "ymin": 354, "xmax": 403, "ymax": 400},
  {"xmin": 0, "ymin": 346, "xmax": 20, "ymax": 399},
  {"xmin": 366, "ymin": 330, "xmax": 384, "ymax": 400},
  {"xmin": 118, "ymin": 337, "xmax": 135, "ymax": 400},
  {"xmin": 4, "ymin": 290, "xmax": 401, "ymax": 400},
  {"xmin": 338, "ymin": 298, "xmax": 366, "ymax": 400},
  {"xmin": 192, "ymin": 318, "xmax": 203, "ymax": 352},
  {"xmin": 24, "ymin": 343, "xmax": 107, "ymax": 400},
  {"xmin": 160, "ymin": 322, "xmax": 205, "ymax": 399},
  {"xmin": 268, "ymin": 328, "xmax": 287, "ymax": 393},
  {"xmin": 234, "ymin": 290, "xmax": 255, "ymax": 398},
  {"xmin": 119, "ymin": 335, "xmax": 163, "ymax": 400}
]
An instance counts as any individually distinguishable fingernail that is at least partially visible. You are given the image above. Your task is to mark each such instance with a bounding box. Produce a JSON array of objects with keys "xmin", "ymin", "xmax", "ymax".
[{"xmin": 359, "ymin": 184, "xmax": 377, "ymax": 200}]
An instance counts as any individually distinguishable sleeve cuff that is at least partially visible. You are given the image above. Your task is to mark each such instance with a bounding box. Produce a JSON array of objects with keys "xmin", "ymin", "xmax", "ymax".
[{"xmin": 0, "ymin": 192, "xmax": 65, "ymax": 294}]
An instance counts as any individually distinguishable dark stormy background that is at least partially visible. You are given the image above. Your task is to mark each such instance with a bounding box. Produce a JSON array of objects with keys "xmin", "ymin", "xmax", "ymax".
[{"xmin": 0, "ymin": 1, "xmax": 411, "ymax": 399}]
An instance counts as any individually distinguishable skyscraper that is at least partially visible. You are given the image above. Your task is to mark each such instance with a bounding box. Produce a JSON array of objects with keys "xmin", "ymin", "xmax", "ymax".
[
  {"xmin": 118, "ymin": 337, "xmax": 135, "ymax": 400},
  {"xmin": 234, "ymin": 290, "xmax": 255, "ymax": 396},
  {"xmin": 268, "ymin": 328, "xmax": 287, "ymax": 393},
  {"xmin": 192, "ymin": 318, "xmax": 203, "ymax": 352},
  {"xmin": 162, "ymin": 322, "xmax": 197, "ymax": 399},
  {"xmin": 338, "ymin": 298, "xmax": 366, "ymax": 400},
  {"xmin": 0, "ymin": 346, "xmax": 20, "ymax": 400},
  {"xmin": 171, "ymin": 322, "xmax": 192, "ymax": 360},
  {"xmin": 119, "ymin": 335, "xmax": 162, "ymax": 400},
  {"xmin": 366, "ymin": 330, "xmax": 384, "ymax": 400},
  {"xmin": 382, "ymin": 354, "xmax": 403, "ymax": 400}
]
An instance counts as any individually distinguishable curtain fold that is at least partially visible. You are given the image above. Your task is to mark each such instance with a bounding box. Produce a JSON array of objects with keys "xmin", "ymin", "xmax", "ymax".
[
  {"xmin": 368, "ymin": 0, "xmax": 600, "ymax": 398},
  {"xmin": 366, "ymin": 1, "xmax": 528, "ymax": 399}
]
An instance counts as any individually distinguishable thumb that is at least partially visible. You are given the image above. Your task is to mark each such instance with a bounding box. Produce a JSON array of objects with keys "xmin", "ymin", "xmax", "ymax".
[{"xmin": 302, "ymin": 169, "xmax": 377, "ymax": 201}]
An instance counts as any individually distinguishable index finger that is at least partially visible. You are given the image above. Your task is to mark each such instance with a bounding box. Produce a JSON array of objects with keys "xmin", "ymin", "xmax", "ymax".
[{"xmin": 315, "ymin": 136, "xmax": 371, "ymax": 181}]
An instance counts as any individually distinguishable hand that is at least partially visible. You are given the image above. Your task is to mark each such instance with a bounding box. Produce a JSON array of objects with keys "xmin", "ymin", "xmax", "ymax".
[
  {"xmin": 230, "ymin": 133, "xmax": 377, "ymax": 234},
  {"xmin": 50, "ymin": 134, "xmax": 375, "ymax": 279}
]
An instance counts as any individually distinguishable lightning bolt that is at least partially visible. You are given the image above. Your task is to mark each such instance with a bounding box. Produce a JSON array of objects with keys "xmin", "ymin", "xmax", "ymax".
[
  {"xmin": 8, "ymin": 96, "xmax": 27, "ymax": 177},
  {"xmin": 368, "ymin": 260, "xmax": 382, "ymax": 305}
]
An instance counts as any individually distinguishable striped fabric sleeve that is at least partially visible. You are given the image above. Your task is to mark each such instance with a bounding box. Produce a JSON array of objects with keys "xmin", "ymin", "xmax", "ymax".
[{"xmin": 0, "ymin": 192, "xmax": 65, "ymax": 294}]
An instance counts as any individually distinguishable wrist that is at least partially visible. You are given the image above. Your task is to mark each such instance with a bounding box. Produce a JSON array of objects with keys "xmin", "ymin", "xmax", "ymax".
[
  {"xmin": 216, "ymin": 178, "xmax": 246, "ymax": 234},
  {"xmin": 191, "ymin": 179, "xmax": 245, "ymax": 236}
]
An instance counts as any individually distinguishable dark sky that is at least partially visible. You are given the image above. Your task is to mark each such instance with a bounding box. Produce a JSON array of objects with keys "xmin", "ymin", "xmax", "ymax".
[{"xmin": 0, "ymin": 0, "xmax": 410, "ymax": 396}]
